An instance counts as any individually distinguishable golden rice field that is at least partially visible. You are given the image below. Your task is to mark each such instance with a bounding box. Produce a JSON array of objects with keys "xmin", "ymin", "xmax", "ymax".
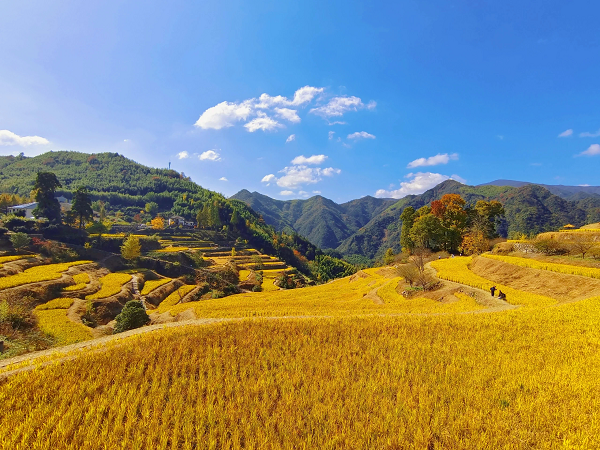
[
  {"xmin": 63, "ymin": 273, "xmax": 90, "ymax": 291},
  {"xmin": 153, "ymin": 285, "xmax": 198, "ymax": 314},
  {"xmin": 0, "ymin": 255, "xmax": 32, "ymax": 267},
  {"xmin": 34, "ymin": 298, "xmax": 93, "ymax": 345},
  {"xmin": 430, "ymin": 257, "xmax": 556, "ymax": 308},
  {"xmin": 483, "ymin": 254, "xmax": 600, "ymax": 279},
  {"xmin": 156, "ymin": 268, "xmax": 487, "ymax": 319},
  {"xmin": 4, "ymin": 296, "xmax": 600, "ymax": 449},
  {"xmin": 85, "ymin": 273, "xmax": 132, "ymax": 300},
  {"xmin": 140, "ymin": 278, "xmax": 172, "ymax": 295},
  {"xmin": 0, "ymin": 260, "xmax": 92, "ymax": 290}
]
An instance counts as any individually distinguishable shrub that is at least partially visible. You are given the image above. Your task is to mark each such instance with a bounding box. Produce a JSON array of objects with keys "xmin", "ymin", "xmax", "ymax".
[
  {"xmin": 211, "ymin": 290, "xmax": 225, "ymax": 299},
  {"xmin": 113, "ymin": 301, "xmax": 149, "ymax": 334},
  {"xmin": 10, "ymin": 232, "xmax": 31, "ymax": 250},
  {"xmin": 533, "ymin": 239, "xmax": 568, "ymax": 256}
]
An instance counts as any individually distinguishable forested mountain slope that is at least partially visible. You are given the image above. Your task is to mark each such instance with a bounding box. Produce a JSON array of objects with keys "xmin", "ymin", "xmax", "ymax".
[
  {"xmin": 231, "ymin": 190, "xmax": 395, "ymax": 249},
  {"xmin": 237, "ymin": 181, "xmax": 600, "ymax": 260}
]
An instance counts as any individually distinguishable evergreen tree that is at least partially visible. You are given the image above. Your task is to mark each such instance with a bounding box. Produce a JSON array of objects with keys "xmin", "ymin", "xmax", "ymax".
[
  {"xmin": 72, "ymin": 186, "xmax": 94, "ymax": 229},
  {"xmin": 32, "ymin": 171, "xmax": 62, "ymax": 222}
]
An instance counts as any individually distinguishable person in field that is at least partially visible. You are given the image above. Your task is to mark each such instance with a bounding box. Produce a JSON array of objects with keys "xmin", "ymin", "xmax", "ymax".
[
  {"xmin": 490, "ymin": 286, "xmax": 496, "ymax": 297},
  {"xmin": 498, "ymin": 291, "xmax": 506, "ymax": 300}
]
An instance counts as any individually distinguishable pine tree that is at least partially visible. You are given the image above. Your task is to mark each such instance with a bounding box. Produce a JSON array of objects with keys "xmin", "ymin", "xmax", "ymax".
[
  {"xmin": 72, "ymin": 186, "xmax": 93, "ymax": 229},
  {"xmin": 32, "ymin": 172, "xmax": 62, "ymax": 222}
]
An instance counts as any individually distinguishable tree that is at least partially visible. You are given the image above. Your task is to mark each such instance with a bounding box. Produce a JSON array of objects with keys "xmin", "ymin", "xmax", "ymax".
[
  {"xmin": 384, "ymin": 248, "xmax": 395, "ymax": 265},
  {"xmin": 87, "ymin": 220, "xmax": 112, "ymax": 236},
  {"xmin": 432, "ymin": 194, "xmax": 468, "ymax": 252},
  {"xmin": 71, "ymin": 186, "xmax": 93, "ymax": 229},
  {"xmin": 113, "ymin": 301, "xmax": 149, "ymax": 333},
  {"xmin": 459, "ymin": 230, "xmax": 490, "ymax": 255},
  {"xmin": 400, "ymin": 206, "xmax": 417, "ymax": 253},
  {"xmin": 121, "ymin": 235, "xmax": 141, "ymax": 260},
  {"xmin": 145, "ymin": 202, "xmax": 159, "ymax": 217},
  {"xmin": 410, "ymin": 214, "xmax": 443, "ymax": 250},
  {"xmin": 473, "ymin": 200, "xmax": 505, "ymax": 238},
  {"xmin": 570, "ymin": 234, "xmax": 597, "ymax": 259},
  {"xmin": 151, "ymin": 216, "xmax": 165, "ymax": 230},
  {"xmin": 32, "ymin": 171, "xmax": 62, "ymax": 222},
  {"xmin": 10, "ymin": 232, "xmax": 30, "ymax": 251}
]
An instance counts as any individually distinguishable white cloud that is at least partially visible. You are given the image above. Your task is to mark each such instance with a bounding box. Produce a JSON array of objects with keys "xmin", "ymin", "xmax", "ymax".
[
  {"xmin": 0, "ymin": 130, "xmax": 49, "ymax": 146},
  {"xmin": 579, "ymin": 184, "xmax": 591, "ymax": 187},
  {"xmin": 558, "ymin": 129, "xmax": 573, "ymax": 138},
  {"xmin": 580, "ymin": 129, "xmax": 600, "ymax": 138},
  {"xmin": 328, "ymin": 131, "xmax": 335, "ymax": 140},
  {"xmin": 244, "ymin": 112, "xmax": 283, "ymax": 132},
  {"xmin": 291, "ymin": 154, "xmax": 327, "ymax": 165},
  {"xmin": 257, "ymin": 86, "xmax": 323, "ymax": 108},
  {"xmin": 407, "ymin": 153, "xmax": 458, "ymax": 168},
  {"xmin": 310, "ymin": 96, "xmax": 369, "ymax": 118},
  {"xmin": 328, "ymin": 121, "xmax": 346, "ymax": 126},
  {"xmin": 366, "ymin": 101, "xmax": 377, "ymax": 110},
  {"xmin": 298, "ymin": 190, "xmax": 308, "ymax": 196},
  {"xmin": 194, "ymin": 101, "xmax": 253, "ymax": 130},
  {"xmin": 312, "ymin": 190, "xmax": 321, "ymax": 194},
  {"xmin": 286, "ymin": 134, "xmax": 296, "ymax": 143},
  {"xmin": 275, "ymin": 108, "xmax": 301, "ymax": 123},
  {"xmin": 199, "ymin": 150, "xmax": 221, "ymax": 161},
  {"xmin": 177, "ymin": 151, "xmax": 189, "ymax": 159},
  {"xmin": 280, "ymin": 190, "xmax": 295, "ymax": 196},
  {"xmin": 321, "ymin": 167, "xmax": 341, "ymax": 176},
  {"xmin": 347, "ymin": 131, "xmax": 376, "ymax": 140},
  {"xmin": 261, "ymin": 174, "xmax": 277, "ymax": 185},
  {"xmin": 578, "ymin": 144, "xmax": 600, "ymax": 156},
  {"xmin": 219, "ymin": 177, "xmax": 228, "ymax": 181},
  {"xmin": 374, "ymin": 172, "xmax": 466, "ymax": 199},
  {"xmin": 271, "ymin": 165, "xmax": 342, "ymax": 189}
]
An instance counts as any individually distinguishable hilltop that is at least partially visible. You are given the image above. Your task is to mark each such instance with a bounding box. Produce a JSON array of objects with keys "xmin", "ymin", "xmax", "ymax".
[{"xmin": 233, "ymin": 181, "xmax": 600, "ymax": 259}]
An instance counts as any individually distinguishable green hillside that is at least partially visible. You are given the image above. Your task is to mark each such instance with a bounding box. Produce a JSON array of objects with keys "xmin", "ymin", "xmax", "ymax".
[
  {"xmin": 237, "ymin": 181, "xmax": 600, "ymax": 260},
  {"xmin": 231, "ymin": 190, "xmax": 395, "ymax": 249}
]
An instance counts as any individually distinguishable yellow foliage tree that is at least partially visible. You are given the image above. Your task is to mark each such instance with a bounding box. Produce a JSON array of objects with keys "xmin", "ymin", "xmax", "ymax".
[
  {"xmin": 151, "ymin": 216, "xmax": 165, "ymax": 230},
  {"xmin": 121, "ymin": 235, "xmax": 141, "ymax": 261}
]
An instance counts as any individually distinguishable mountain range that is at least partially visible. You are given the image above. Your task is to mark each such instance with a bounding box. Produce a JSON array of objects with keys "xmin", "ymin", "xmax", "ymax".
[{"xmin": 233, "ymin": 181, "xmax": 600, "ymax": 260}]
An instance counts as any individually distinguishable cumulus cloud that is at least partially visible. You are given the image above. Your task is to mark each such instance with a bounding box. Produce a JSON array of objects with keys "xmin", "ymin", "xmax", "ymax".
[
  {"xmin": 580, "ymin": 129, "xmax": 600, "ymax": 138},
  {"xmin": 194, "ymin": 101, "xmax": 253, "ymax": 130},
  {"xmin": 275, "ymin": 165, "xmax": 341, "ymax": 189},
  {"xmin": 219, "ymin": 177, "xmax": 228, "ymax": 181},
  {"xmin": 257, "ymin": 86, "xmax": 324, "ymax": 108},
  {"xmin": 261, "ymin": 174, "xmax": 277, "ymax": 185},
  {"xmin": 375, "ymin": 172, "xmax": 466, "ymax": 199},
  {"xmin": 244, "ymin": 112, "xmax": 283, "ymax": 132},
  {"xmin": 291, "ymin": 154, "xmax": 327, "ymax": 165},
  {"xmin": 286, "ymin": 134, "xmax": 296, "ymax": 143},
  {"xmin": 407, "ymin": 153, "xmax": 458, "ymax": 168},
  {"xmin": 347, "ymin": 131, "xmax": 376, "ymax": 140},
  {"xmin": 328, "ymin": 131, "xmax": 335, "ymax": 140},
  {"xmin": 0, "ymin": 130, "xmax": 49, "ymax": 146},
  {"xmin": 310, "ymin": 96, "xmax": 374, "ymax": 118},
  {"xmin": 275, "ymin": 108, "xmax": 301, "ymax": 123},
  {"xmin": 177, "ymin": 151, "xmax": 189, "ymax": 159},
  {"xmin": 558, "ymin": 129, "xmax": 573, "ymax": 137},
  {"xmin": 199, "ymin": 150, "xmax": 221, "ymax": 161},
  {"xmin": 280, "ymin": 190, "xmax": 295, "ymax": 196},
  {"xmin": 578, "ymin": 144, "xmax": 600, "ymax": 156}
]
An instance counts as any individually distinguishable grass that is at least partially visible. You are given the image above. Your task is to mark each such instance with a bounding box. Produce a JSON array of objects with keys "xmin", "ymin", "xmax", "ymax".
[
  {"xmin": 483, "ymin": 253, "xmax": 600, "ymax": 279},
  {"xmin": 85, "ymin": 273, "xmax": 132, "ymax": 300},
  {"xmin": 34, "ymin": 298, "xmax": 93, "ymax": 346},
  {"xmin": 5, "ymin": 299, "xmax": 600, "ymax": 448},
  {"xmin": 63, "ymin": 273, "xmax": 90, "ymax": 292},
  {"xmin": 140, "ymin": 278, "xmax": 172, "ymax": 295},
  {"xmin": 0, "ymin": 261, "xmax": 92, "ymax": 291},
  {"xmin": 153, "ymin": 285, "xmax": 197, "ymax": 313},
  {"xmin": 431, "ymin": 257, "xmax": 556, "ymax": 308}
]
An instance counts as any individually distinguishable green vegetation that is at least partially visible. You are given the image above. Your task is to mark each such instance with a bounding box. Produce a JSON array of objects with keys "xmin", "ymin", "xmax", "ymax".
[{"xmin": 113, "ymin": 301, "xmax": 149, "ymax": 334}]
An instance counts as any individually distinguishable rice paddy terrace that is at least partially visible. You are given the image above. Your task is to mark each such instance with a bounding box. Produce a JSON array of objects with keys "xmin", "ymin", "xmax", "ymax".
[{"xmin": 3, "ymin": 245, "xmax": 600, "ymax": 448}]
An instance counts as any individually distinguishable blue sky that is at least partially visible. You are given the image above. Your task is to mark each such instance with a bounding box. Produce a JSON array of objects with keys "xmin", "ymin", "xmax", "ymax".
[{"xmin": 1, "ymin": 0, "xmax": 599, "ymax": 202}]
